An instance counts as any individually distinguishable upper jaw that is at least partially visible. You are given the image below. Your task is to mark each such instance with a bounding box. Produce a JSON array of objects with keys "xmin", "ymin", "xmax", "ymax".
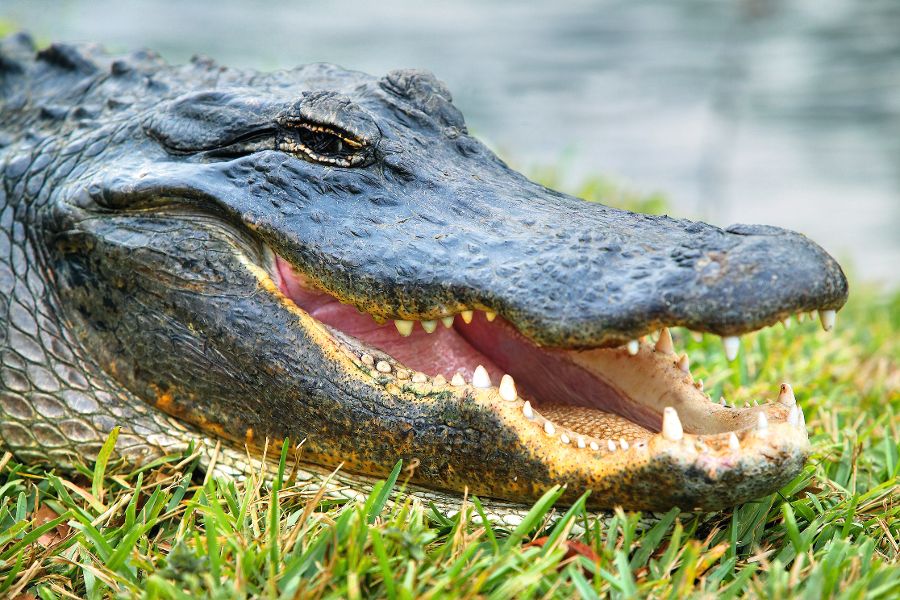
[{"xmin": 252, "ymin": 173, "xmax": 848, "ymax": 348}]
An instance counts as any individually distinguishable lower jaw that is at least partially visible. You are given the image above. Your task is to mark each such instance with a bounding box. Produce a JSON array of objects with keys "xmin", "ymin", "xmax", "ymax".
[{"xmin": 265, "ymin": 254, "xmax": 812, "ymax": 510}]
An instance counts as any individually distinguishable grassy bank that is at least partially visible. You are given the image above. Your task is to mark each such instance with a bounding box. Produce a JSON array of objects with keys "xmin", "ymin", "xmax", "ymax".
[{"xmin": 0, "ymin": 180, "xmax": 898, "ymax": 599}]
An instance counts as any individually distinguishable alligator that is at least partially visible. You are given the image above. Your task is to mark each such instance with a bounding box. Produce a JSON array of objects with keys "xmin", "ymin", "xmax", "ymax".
[{"xmin": 0, "ymin": 33, "xmax": 848, "ymax": 514}]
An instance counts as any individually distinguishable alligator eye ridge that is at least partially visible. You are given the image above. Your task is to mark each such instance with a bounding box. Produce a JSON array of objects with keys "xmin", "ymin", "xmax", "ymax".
[{"xmin": 277, "ymin": 121, "xmax": 368, "ymax": 167}]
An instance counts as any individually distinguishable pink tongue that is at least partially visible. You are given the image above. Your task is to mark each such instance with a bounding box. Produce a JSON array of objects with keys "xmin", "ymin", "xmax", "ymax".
[{"xmin": 276, "ymin": 258, "xmax": 500, "ymax": 379}]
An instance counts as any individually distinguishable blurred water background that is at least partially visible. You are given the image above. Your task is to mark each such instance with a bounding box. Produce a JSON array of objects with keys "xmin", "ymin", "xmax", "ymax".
[{"xmin": 4, "ymin": 0, "xmax": 898, "ymax": 285}]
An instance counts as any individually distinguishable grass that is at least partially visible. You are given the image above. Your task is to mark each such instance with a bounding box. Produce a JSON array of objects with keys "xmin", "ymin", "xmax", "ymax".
[{"xmin": 1, "ymin": 178, "xmax": 899, "ymax": 599}]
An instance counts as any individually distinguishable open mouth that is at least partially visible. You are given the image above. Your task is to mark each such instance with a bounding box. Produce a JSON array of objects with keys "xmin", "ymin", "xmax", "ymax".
[{"xmin": 271, "ymin": 250, "xmax": 819, "ymax": 501}]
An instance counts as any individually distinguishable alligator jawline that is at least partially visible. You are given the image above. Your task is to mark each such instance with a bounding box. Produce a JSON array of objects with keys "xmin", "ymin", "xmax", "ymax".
[{"xmin": 269, "ymin": 252, "xmax": 810, "ymax": 466}]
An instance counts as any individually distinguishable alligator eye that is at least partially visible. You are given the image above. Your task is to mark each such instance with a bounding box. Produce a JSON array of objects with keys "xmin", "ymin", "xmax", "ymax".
[{"xmin": 277, "ymin": 121, "xmax": 367, "ymax": 167}]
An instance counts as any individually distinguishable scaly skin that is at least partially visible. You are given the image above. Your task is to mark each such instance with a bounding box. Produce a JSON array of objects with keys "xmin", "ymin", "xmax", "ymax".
[{"xmin": 0, "ymin": 34, "xmax": 847, "ymax": 512}]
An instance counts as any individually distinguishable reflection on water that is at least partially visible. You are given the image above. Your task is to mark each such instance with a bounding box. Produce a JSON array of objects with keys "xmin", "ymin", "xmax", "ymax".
[{"xmin": 6, "ymin": 0, "xmax": 898, "ymax": 284}]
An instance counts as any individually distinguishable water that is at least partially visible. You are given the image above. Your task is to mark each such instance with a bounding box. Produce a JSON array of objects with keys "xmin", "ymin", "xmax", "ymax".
[{"xmin": 5, "ymin": 0, "xmax": 898, "ymax": 285}]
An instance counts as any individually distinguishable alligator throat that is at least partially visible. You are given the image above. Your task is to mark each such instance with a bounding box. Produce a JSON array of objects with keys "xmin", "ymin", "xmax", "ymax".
[{"xmin": 276, "ymin": 256, "xmax": 663, "ymax": 440}]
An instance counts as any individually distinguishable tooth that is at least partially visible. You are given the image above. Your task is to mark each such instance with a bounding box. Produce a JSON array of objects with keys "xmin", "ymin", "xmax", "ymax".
[
  {"xmin": 753, "ymin": 400, "xmax": 759, "ymax": 406},
  {"xmin": 744, "ymin": 402, "xmax": 750, "ymax": 408},
  {"xmin": 441, "ymin": 316, "xmax": 454, "ymax": 328},
  {"xmin": 729, "ymin": 433, "xmax": 740, "ymax": 450},
  {"xmin": 433, "ymin": 374, "xmax": 447, "ymax": 386},
  {"xmin": 522, "ymin": 401, "xmax": 534, "ymax": 419},
  {"xmin": 819, "ymin": 309, "xmax": 836, "ymax": 332},
  {"xmin": 499, "ymin": 374, "xmax": 517, "ymax": 401},
  {"xmin": 655, "ymin": 328, "xmax": 675, "ymax": 355},
  {"xmin": 607, "ymin": 439, "xmax": 617, "ymax": 451},
  {"xmin": 781, "ymin": 316, "xmax": 792, "ymax": 329},
  {"xmin": 589, "ymin": 441, "xmax": 599, "ymax": 451},
  {"xmin": 396, "ymin": 369, "xmax": 410, "ymax": 380},
  {"xmin": 797, "ymin": 312, "xmax": 806, "ymax": 323},
  {"xmin": 376, "ymin": 361, "xmax": 392, "ymax": 373},
  {"xmin": 560, "ymin": 433, "xmax": 570, "ymax": 444},
  {"xmin": 576, "ymin": 436, "xmax": 586, "ymax": 449},
  {"xmin": 691, "ymin": 331, "xmax": 704, "ymax": 342},
  {"xmin": 694, "ymin": 379, "xmax": 704, "ymax": 391},
  {"xmin": 485, "ymin": 311, "xmax": 497, "ymax": 322},
  {"xmin": 544, "ymin": 420, "xmax": 556, "ymax": 436},
  {"xmin": 778, "ymin": 383, "xmax": 796, "ymax": 406},
  {"xmin": 472, "ymin": 365, "xmax": 491, "ymax": 388},
  {"xmin": 394, "ymin": 320, "xmax": 414, "ymax": 336},
  {"xmin": 757, "ymin": 412, "xmax": 768, "ymax": 433},
  {"xmin": 662, "ymin": 407, "xmax": 684, "ymax": 441},
  {"xmin": 799, "ymin": 407, "xmax": 806, "ymax": 430},
  {"xmin": 626, "ymin": 339, "xmax": 640, "ymax": 355},
  {"xmin": 361, "ymin": 354, "xmax": 375, "ymax": 366},
  {"xmin": 619, "ymin": 438, "xmax": 629, "ymax": 450},
  {"xmin": 723, "ymin": 336, "xmax": 740, "ymax": 361},
  {"xmin": 411, "ymin": 372, "xmax": 427, "ymax": 383},
  {"xmin": 788, "ymin": 405, "xmax": 800, "ymax": 427},
  {"xmin": 421, "ymin": 320, "xmax": 438, "ymax": 333},
  {"xmin": 460, "ymin": 310, "xmax": 474, "ymax": 324},
  {"xmin": 719, "ymin": 397, "xmax": 727, "ymax": 406},
  {"xmin": 451, "ymin": 373, "xmax": 466, "ymax": 386},
  {"xmin": 809, "ymin": 310, "xmax": 817, "ymax": 322},
  {"xmin": 677, "ymin": 353, "xmax": 691, "ymax": 373}
]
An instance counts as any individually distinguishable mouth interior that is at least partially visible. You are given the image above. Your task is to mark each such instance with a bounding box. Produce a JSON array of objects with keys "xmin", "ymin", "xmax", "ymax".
[{"xmin": 275, "ymin": 256, "xmax": 665, "ymax": 441}]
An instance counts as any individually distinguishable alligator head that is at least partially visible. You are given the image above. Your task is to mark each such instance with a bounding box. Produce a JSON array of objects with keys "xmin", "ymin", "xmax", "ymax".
[{"xmin": 34, "ymin": 49, "xmax": 847, "ymax": 510}]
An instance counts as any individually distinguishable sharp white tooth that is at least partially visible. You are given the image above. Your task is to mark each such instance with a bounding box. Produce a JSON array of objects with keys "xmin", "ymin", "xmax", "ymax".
[
  {"xmin": 809, "ymin": 310, "xmax": 817, "ymax": 322},
  {"xmin": 797, "ymin": 312, "xmax": 806, "ymax": 323},
  {"xmin": 460, "ymin": 310, "xmax": 474, "ymax": 324},
  {"xmin": 729, "ymin": 432, "xmax": 740, "ymax": 450},
  {"xmin": 799, "ymin": 407, "xmax": 806, "ymax": 430},
  {"xmin": 589, "ymin": 441, "xmax": 599, "ymax": 451},
  {"xmin": 723, "ymin": 336, "xmax": 740, "ymax": 361},
  {"xmin": 744, "ymin": 402, "xmax": 750, "ymax": 408},
  {"xmin": 788, "ymin": 405, "xmax": 800, "ymax": 427},
  {"xmin": 619, "ymin": 438, "xmax": 629, "ymax": 450},
  {"xmin": 394, "ymin": 320, "xmax": 414, "ymax": 336},
  {"xmin": 376, "ymin": 361, "xmax": 392, "ymax": 373},
  {"xmin": 577, "ymin": 436, "xmax": 586, "ymax": 449},
  {"xmin": 451, "ymin": 373, "xmax": 466, "ymax": 386},
  {"xmin": 626, "ymin": 339, "xmax": 640, "ymax": 355},
  {"xmin": 607, "ymin": 439, "xmax": 617, "ymax": 451},
  {"xmin": 560, "ymin": 433, "xmax": 570, "ymax": 444},
  {"xmin": 411, "ymin": 372, "xmax": 427, "ymax": 383},
  {"xmin": 441, "ymin": 316, "xmax": 455, "ymax": 328},
  {"xmin": 433, "ymin": 374, "xmax": 447, "ymax": 386},
  {"xmin": 361, "ymin": 354, "xmax": 375, "ymax": 366},
  {"xmin": 655, "ymin": 328, "xmax": 675, "ymax": 355},
  {"xmin": 662, "ymin": 407, "xmax": 684, "ymax": 441},
  {"xmin": 499, "ymin": 374, "xmax": 517, "ymax": 401},
  {"xmin": 719, "ymin": 397, "xmax": 727, "ymax": 406},
  {"xmin": 781, "ymin": 316, "xmax": 792, "ymax": 329},
  {"xmin": 757, "ymin": 411, "xmax": 769, "ymax": 433},
  {"xmin": 421, "ymin": 320, "xmax": 438, "ymax": 333},
  {"xmin": 691, "ymin": 331, "xmax": 704, "ymax": 342},
  {"xmin": 778, "ymin": 383, "xmax": 796, "ymax": 406},
  {"xmin": 472, "ymin": 365, "xmax": 491, "ymax": 388},
  {"xmin": 544, "ymin": 420, "xmax": 556, "ymax": 436},
  {"xmin": 522, "ymin": 401, "xmax": 534, "ymax": 419},
  {"xmin": 819, "ymin": 309, "xmax": 836, "ymax": 332},
  {"xmin": 753, "ymin": 399, "xmax": 759, "ymax": 406},
  {"xmin": 485, "ymin": 310, "xmax": 497, "ymax": 322},
  {"xmin": 677, "ymin": 353, "xmax": 691, "ymax": 373}
]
